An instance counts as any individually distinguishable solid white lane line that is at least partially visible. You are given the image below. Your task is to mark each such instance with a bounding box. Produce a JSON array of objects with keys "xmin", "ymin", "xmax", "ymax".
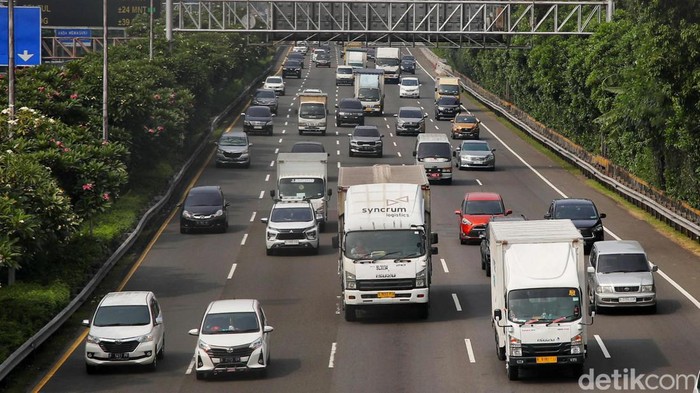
[
  {"xmin": 227, "ymin": 263, "xmax": 238, "ymax": 279},
  {"xmin": 240, "ymin": 234, "xmax": 247, "ymax": 246},
  {"xmin": 452, "ymin": 293, "xmax": 462, "ymax": 311},
  {"xmin": 265, "ymin": 174, "xmax": 270, "ymax": 182},
  {"xmin": 328, "ymin": 342, "xmax": 337, "ymax": 368},
  {"xmin": 594, "ymin": 335, "xmax": 611, "ymax": 359},
  {"xmin": 249, "ymin": 212, "xmax": 256, "ymax": 222},
  {"xmin": 258, "ymin": 191, "xmax": 265, "ymax": 199},
  {"xmin": 657, "ymin": 269, "xmax": 700, "ymax": 309},
  {"xmin": 464, "ymin": 339, "xmax": 476, "ymax": 363},
  {"xmin": 441, "ymin": 258, "xmax": 449, "ymax": 273}
]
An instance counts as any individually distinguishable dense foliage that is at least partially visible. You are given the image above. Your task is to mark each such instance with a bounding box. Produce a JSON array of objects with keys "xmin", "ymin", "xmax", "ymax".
[{"xmin": 447, "ymin": 0, "xmax": 700, "ymax": 208}]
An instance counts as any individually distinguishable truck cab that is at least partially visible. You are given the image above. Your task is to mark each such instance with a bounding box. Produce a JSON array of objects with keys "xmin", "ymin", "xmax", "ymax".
[{"xmin": 296, "ymin": 92, "xmax": 328, "ymax": 135}]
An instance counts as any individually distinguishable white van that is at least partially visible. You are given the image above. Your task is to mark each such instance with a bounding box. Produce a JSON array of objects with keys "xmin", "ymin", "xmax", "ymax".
[{"xmin": 413, "ymin": 133, "xmax": 453, "ymax": 184}]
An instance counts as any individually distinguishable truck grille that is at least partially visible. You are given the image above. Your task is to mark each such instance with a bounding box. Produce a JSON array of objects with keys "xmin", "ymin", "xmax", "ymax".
[
  {"xmin": 99, "ymin": 340, "xmax": 139, "ymax": 353},
  {"xmin": 521, "ymin": 343, "xmax": 572, "ymax": 357},
  {"xmin": 357, "ymin": 279, "xmax": 415, "ymax": 291}
]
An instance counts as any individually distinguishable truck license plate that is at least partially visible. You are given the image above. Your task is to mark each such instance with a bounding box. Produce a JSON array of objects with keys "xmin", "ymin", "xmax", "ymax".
[
  {"xmin": 619, "ymin": 297, "xmax": 636, "ymax": 303},
  {"xmin": 535, "ymin": 356, "xmax": 557, "ymax": 364},
  {"xmin": 377, "ymin": 292, "xmax": 395, "ymax": 298}
]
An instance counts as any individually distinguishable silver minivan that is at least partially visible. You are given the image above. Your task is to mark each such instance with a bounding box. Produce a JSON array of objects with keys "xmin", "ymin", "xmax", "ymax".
[{"xmin": 587, "ymin": 240, "xmax": 658, "ymax": 313}]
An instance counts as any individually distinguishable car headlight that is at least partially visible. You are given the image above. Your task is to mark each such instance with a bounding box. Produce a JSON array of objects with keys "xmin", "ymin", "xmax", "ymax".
[
  {"xmin": 596, "ymin": 285, "xmax": 614, "ymax": 294},
  {"xmin": 345, "ymin": 271, "xmax": 356, "ymax": 289},
  {"xmin": 509, "ymin": 336, "xmax": 522, "ymax": 357},
  {"xmin": 593, "ymin": 224, "xmax": 604, "ymax": 232},
  {"xmin": 86, "ymin": 334, "xmax": 100, "ymax": 344},
  {"xmin": 198, "ymin": 339, "xmax": 212, "ymax": 354},
  {"xmin": 438, "ymin": 106, "xmax": 446, "ymax": 110},
  {"xmin": 415, "ymin": 268, "xmax": 427, "ymax": 288},
  {"xmin": 249, "ymin": 337, "xmax": 263, "ymax": 351},
  {"xmin": 182, "ymin": 210, "xmax": 193, "ymax": 219},
  {"xmin": 461, "ymin": 217, "xmax": 472, "ymax": 226},
  {"xmin": 213, "ymin": 209, "xmax": 223, "ymax": 217},
  {"xmin": 266, "ymin": 228, "xmax": 278, "ymax": 240},
  {"xmin": 350, "ymin": 140, "xmax": 359, "ymax": 146},
  {"xmin": 240, "ymin": 153, "xmax": 249, "ymax": 158},
  {"xmin": 571, "ymin": 334, "xmax": 583, "ymax": 354},
  {"xmin": 266, "ymin": 121, "xmax": 274, "ymax": 126},
  {"xmin": 138, "ymin": 332, "xmax": 155, "ymax": 343},
  {"xmin": 641, "ymin": 284, "xmax": 655, "ymax": 292},
  {"xmin": 305, "ymin": 227, "xmax": 317, "ymax": 240}
]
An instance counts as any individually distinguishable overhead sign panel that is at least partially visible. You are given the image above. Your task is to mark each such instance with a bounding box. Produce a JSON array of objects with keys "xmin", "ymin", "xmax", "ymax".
[
  {"xmin": 0, "ymin": 7, "xmax": 42, "ymax": 66},
  {"xmin": 16, "ymin": 0, "xmax": 160, "ymax": 28}
]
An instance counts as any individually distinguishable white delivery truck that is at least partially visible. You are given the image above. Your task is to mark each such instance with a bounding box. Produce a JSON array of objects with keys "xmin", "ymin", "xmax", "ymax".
[
  {"xmin": 271, "ymin": 153, "xmax": 332, "ymax": 231},
  {"xmin": 332, "ymin": 165, "xmax": 439, "ymax": 321},
  {"xmin": 489, "ymin": 219, "xmax": 592, "ymax": 380},
  {"xmin": 354, "ymin": 68, "xmax": 385, "ymax": 115},
  {"xmin": 346, "ymin": 50, "xmax": 366, "ymax": 69},
  {"xmin": 297, "ymin": 92, "xmax": 328, "ymax": 135},
  {"xmin": 374, "ymin": 47, "xmax": 401, "ymax": 83}
]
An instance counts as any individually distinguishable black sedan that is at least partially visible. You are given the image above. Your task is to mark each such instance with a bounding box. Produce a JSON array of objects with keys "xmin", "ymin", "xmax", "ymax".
[
  {"xmin": 241, "ymin": 106, "xmax": 274, "ymax": 135},
  {"xmin": 435, "ymin": 96, "xmax": 462, "ymax": 120},
  {"xmin": 283, "ymin": 60, "xmax": 302, "ymax": 78},
  {"xmin": 180, "ymin": 186, "xmax": 229, "ymax": 234}
]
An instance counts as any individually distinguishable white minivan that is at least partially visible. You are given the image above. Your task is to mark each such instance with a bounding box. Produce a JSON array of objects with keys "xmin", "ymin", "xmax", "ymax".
[{"xmin": 413, "ymin": 133, "xmax": 453, "ymax": 184}]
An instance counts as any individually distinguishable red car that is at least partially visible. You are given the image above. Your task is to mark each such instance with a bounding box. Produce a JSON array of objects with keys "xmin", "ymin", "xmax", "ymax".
[{"xmin": 455, "ymin": 192, "xmax": 512, "ymax": 244}]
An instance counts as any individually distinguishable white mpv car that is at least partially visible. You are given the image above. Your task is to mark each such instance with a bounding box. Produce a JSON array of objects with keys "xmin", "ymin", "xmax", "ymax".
[
  {"xmin": 189, "ymin": 299, "xmax": 273, "ymax": 379},
  {"xmin": 263, "ymin": 76, "xmax": 286, "ymax": 96},
  {"xmin": 83, "ymin": 291, "xmax": 165, "ymax": 373}
]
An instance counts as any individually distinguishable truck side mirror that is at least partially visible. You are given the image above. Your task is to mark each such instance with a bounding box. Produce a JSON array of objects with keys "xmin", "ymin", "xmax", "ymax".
[
  {"xmin": 269, "ymin": 190, "xmax": 276, "ymax": 198},
  {"xmin": 412, "ymin": 151, "xmax": 416, "ymax": 156},
  {"xmin": 431, "ymin": 233, "xmax": 438, "ymax": 244},
  {"xmin": 327, "ymin": 189, "xmax": 333, "ymax": 197},
  {"xmin": 332, "ymin": 235, "xmax": 339, "ymax": 249},
  {"xmin": 431, "ymin": 246, "xmax": 438, "ymax": 255},
  {"xmin": 494, "ymin": 309, "xmax": 502, "ymax": 321},
  {"xmin": 452, "ymin": 151, "xmax": 457, "ymax": 157}
]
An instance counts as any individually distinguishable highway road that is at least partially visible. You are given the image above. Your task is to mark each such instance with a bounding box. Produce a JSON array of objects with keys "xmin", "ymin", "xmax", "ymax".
[{"xmin": 34, "ymin": 45, "xmax": 700, "ymax": 393}]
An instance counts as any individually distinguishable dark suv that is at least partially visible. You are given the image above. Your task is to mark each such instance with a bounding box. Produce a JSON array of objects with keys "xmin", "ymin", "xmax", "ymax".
[
  {"xmin": 400, "ymin": 55, "xmax": 416, "ymax": 74},
  {"xmin": 544, "ymin": 198, "xmax": 606, "ymax": 252},
  {"xmin": 335, "ymin": 98, "xmax": 365, "ymax": 127},
  {"xmin": 348, "ymin": 125, "xmax": 384, "ymax": 157},
  {"xmin": 180, "ymin": 186, "xmax": 229, "ymax": 233},
  {"xmin": 241, "ymin": 106, "xmax": 274, "ymax": 135},
  {"xmin": 435, "ymin": 96, "xmax": 461, "ymax": 120},
  {"xmin": 283, "ymin": 59, "xmax": 302, "ymax": 78},
  {"xmin": 252, "ymin": 88, "xmax": 279, "ymax": 114}
]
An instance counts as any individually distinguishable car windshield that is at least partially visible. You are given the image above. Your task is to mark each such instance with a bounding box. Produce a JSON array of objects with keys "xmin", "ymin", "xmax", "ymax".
[
  {"xmin": 291, "ymin": 144, "xmax": 324, "ymax": 153},
  {"xmin": 219, "ymin": 135, "xmax": 247, "ymax": 146},
  {"xmin": 464, "ymin": 199, "xmax": 504, "ymax": 215},
  {"xmin": 455, "ymin": 115, "xmax": 477, "ymax": 123},
  {"xmin": 438, "ymin": 97, "xmax": 459, "ymax": 105},
  {"xmin": 597, "ymin": 253, "xmax": 649, "ymax": 273},
  {"xmin": 279, "ymin": 178, "xmax": 325, "ymax": 198},
  {"xmin": 554, "ymin": 203, "xmax": 598, "ymax": 220},
  {"xmin": 270, "ymin": 206, "xmax": 314, "ymax": 222},
  {"xmin": 345, "ymin": 230, "xmax": 426, "ymax": 259},
  {"xmin": 266, "ymin": 77, "xmax": 282, "ymax": 84},
  {"xmin": 401, "ymin": 79, "xmax": 419, "ymax": 86},
  {"xmin": 461, "ymin": 142, "xmax": 490, "ymax": 152},
  {"xmin": 247, "ymin": 107, "xmax": 271, "ymax": 117},
  {"xmin": 202, "ymin": 312, "xmax": 259, "ymax": 334},
  {"xmin": 358, "ymin": 88, "xmax": 380, "ymax": 101},
  {"xmin": 399, "ymin": 109, "xmax": 423, "ymax": 119},
  {"xmin": 255, "ymin": 90, "xmax": 276, "ymax": 99},
  {"xmin": 508, "ymin": 288, "xmax": 581, "ymax": 324},
  {"xmin": 337, "ymin": 68, "xmax": 353, "ymax": 75},
  {"xmin": 93, "ymin": 305, "xmax": 151, "ymax": 327},
  {"xmin": 185, "ymin": 191, "xmax": 222, "ymax": 207},
  {"xmin": 417, "ymin": 142, "xmax": 451, "ymax": 159},
  {"xmin": 340, "ymin": 100, "xmax": 363, "ymax": 110},
  {"xmin": 354, "ymin": 128, "xmax": 379, "ymax": 137}
]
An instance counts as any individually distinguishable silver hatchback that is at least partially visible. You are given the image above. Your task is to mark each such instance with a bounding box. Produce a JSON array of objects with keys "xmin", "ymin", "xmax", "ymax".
[{"xmin": 587, "ymin": 240, "xmax": 658, "ymax": 313}]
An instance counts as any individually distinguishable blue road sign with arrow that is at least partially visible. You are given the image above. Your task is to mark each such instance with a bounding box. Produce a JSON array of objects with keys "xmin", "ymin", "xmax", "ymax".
[{"xmin": 0, "ymin": 7, "xmax": 42, "ymax": 66}]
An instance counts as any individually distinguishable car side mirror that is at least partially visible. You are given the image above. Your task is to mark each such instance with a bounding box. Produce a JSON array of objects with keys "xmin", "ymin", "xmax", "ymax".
[
  {"xmin": 599, "ymin": 213, "xmax": 607, "ymax": 219},
  {"xmin": 260, "ymin": 217, "xmax": 269, "ymax": 224},
  {"xmin": 347, "ymin": 133, "xmax": 352, "ymax": 137},
  {"xmin": 225, "ymin": 202, "xmax": 231, "ymax": 208},
  {"xmin": 505, "ymin": 209, "xmax": 512, "ymax": 216},
  {"xmin": 155, "ymin": 316, "xmax": 164, "ymax": 325},
  {"xmin": 454, "ymin": 210, "xmax": 461, "ymax": 215},
  {"xmin": 544, "ymin": 213, "xmax": 551, "ymax": 219},
  {"xmin": 650, "ymin": 264, "xmax": 659, "ymax": 272},
  {"xmin": 450, "ymin": 119, "xmax": 454, "ymax": 123},
  {"xmin": 240, "ymin": 112, "xmax": 246, "ymax": 117},
  {"xmin": 491, "ymin": 149, "xmax": 496, "ymax": 152},
  {"xmin": 327, "ymin": 189, "xmax": 333, "ymax": 197},
  {"xmin": 479, "ymin": 234, "xmax": 486, "ymax": 240},
  {"xmin": 393, "ymin": 114, "xmax": 398, "ymax": 117},
  {"xmin": 81, "ymin": 319, "xmax": 90, "ymax": 327},
  {"xmin": 335, "ymin": 104, "xmax": 339, "ymax": 108},
  {"xmin": 380, "ymin": 135, "xmax": 384, "ymax": 138},
  {"xmin": 264, "ymin": 326, "xmax": 274, "ymax": 333},
  {"xmin": 272, "ymin": 113, "xmax": 276, "ymax": 117},
  {"xmin": 188, "ymin": 328, "xmax": 199, "ymax": 336}
]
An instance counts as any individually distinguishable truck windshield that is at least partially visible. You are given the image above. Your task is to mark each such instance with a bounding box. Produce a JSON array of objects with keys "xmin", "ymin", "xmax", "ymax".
[
  {"xmin": 345, "ymin": 230, "xmax": 425, "ymax": 259},
  {"xmin": 417, "ymin": 142, "xmax": 451, "ymax": 159},
  {"xmin": 300, "ymin": 103, "xmax": 326, "ymax": 118},
  {"xmin": 438, "ymin": 85, "xmax": 460, "ymax": 95},
  {"xmin": 507, "ymin": 288, "xmax": 581, "ymax": 324},
  {"xmin": 376, "ymin": 58, "xmax": 400, "ymax": 66},
  {"xmin": 279, "ymin": 178, "xmax": 325, "ymax": 199},
  {"xmin": 358, "ymin": 88, "xmax": 380, "ymax": 101}
]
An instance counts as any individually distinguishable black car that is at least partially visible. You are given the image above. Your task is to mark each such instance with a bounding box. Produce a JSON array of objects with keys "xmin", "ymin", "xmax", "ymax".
[
  {"xmin": 251, "ymin": 88, "xmax": 279, "ymax": 114},
  {"xmin": 435, "ymin": 96, "xmax": 461, "ymax": 120},
  {"xmin": 544, "ymin": 198, "xmax": 606, "ymax": 252},
  {"xmin": 290, "ymin": 141, "xmax": 328, "ymax": 155},
  {"xmin": 287, "ymin": 52, "xmax": 305, "ymax": 68},
  {"xmin": 479, "ymin": 215, "xmax": 526, "ymax": 276},
  {"xmin": 241, "ymin": 106, "xmax": 274, "ymax": 135},
  {"xmin": 315, "ymin": 52, "xmax": 331, "ymax": 67},
  {"xmin": 348, "ymin": 125, "xmax": 384, "ymax": 157},
  {"xmin": 180, "ymin": 186, "xmax": 229, "ymax": 234},
  {"xmin": 335, "ymin": 98, "xmax": 365, "ymax": 127},
  {"xmin": 400, "ymin": 55, "xmax": 416, "ymax": 74},
  {"xmin": 283, "ymin": 60, "xmax": 302, "ymax": 78}
]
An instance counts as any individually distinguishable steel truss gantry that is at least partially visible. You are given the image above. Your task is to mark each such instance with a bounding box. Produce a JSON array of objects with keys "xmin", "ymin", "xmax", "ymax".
[{"xmin": 168, "ymin": 0, "xmax": 614, "ymax": 48}]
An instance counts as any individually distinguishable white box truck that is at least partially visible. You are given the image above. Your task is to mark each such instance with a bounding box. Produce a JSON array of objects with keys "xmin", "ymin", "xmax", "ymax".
[
  {"xmin": 489, "ymin": 219, "xmax": 592, "ymax": 380},
  {"xmin": 332, "ymin": 165, "xmax": 438, "ymax": 321},
  {"xmin": 297, "ymin": 92, "xmax": 328, "ymax": 135},
  {"xmin": 375, "ymin": 47, "xmax": 401, "ymax": 83},
  {"xmin": 271, "ymin": 153, "xmax": 332, "ymax": 231},
  {"xmin": 354, "ymin": 68, "xmax": 385, "ymax": 115},
  {"xmin": 345, "ymin": 50, "xmax": 366, "ymax": 69}
]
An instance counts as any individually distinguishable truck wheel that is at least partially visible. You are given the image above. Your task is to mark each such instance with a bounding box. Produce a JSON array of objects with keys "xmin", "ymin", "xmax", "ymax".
[
  {"xmin": 495, "ymin": 331, "xmax": 506, "ymax": 360},
  {"xmin": 507, "ymin": 364, "xmax": 519, "ymax": 380},
  {"xmin": 416, "ymin": 303, "xmax": 429, "ymax": 319},
  {"xmin": 322, "ymin": 131, "xmax": 326, "ymax": 136},
  {"xmin": 571, "ymin": 364, "xmax": 585, "ymax": 378},
  {"xmin": 486, "ymin": 264, "xmax": 491, "ymax": 277},
  {"xmin": 344, "ymin": 305, "xmax": 357, "ymax": 322},
  {"xmin": 647, "ymin": 304, "xmax": 657, "ymax": 314}
]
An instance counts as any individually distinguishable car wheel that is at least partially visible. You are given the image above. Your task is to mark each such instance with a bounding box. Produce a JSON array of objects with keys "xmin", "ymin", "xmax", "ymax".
[
  {"xmin": 148, "ymin": 353, "xmax": 157, "ymax": 371},
  {"xmin": 311, "ymin": 247, "xmax": 319, "ymax": 255},
  {"xmin": 157, "ymin": 337, "xmax": 165, "ymax": 360},
  {"xmin": 266, "ymin": 248, "xmax": 273, "ymax": 256},
  {"xmin": 496, "ymin": 341, "xmax": 506, "ymax": 361},
  {"xmin": 335, "ymin": 119, "xmax": 340, "ymax": 127},
  {"xmin": 243, "ymin": 162, "xmax": 251, "ymax": 169},
  {"xmin": 507, "ymin": 364, "xmax": 519, "ymax": 381},
  {"xmin": 220, "ymin": 222, "xmax": 227, "ymax": 233},
  {"xmin": 268, "ymin": 129, "xmax": 273, "ymax": 136},
  {"xmin": 319, "ymin": 221, "xmax": 326, "ymax": 232},
  {"xmin": 460, "ymin": 237, "xmax": 467, "ymax": 245},
  {"xmin": 180, "ymin": 226, "xmax": 188, "ymax": 234},
  {"xmin": 377, "ymin": 151, "xmax": 383, "ymax": 158},
  {"xmin": 321, "ymin": 131, "xmax": 326, "ymax": 136},
  {"xmin": 360, "ymin": 119, "xmax": 365, "ymax": 126},
  {"xmin": 85, "ymin": 363, "xmax": 98, "ymax": 374},
  {"xmin": 344, "ymin": 305, "xmax": 357, "ymax": 321},
  {"xmin": 349, "ymin": 150, "xmax": 354, "ymax": 157},
  {"xmin": 445, "ymin": 178, "xmax": 452, "ymax": 185},
  {"xmin": 196, "ymin": 371, "xmax": 208, "ymax": 380},
  {"xmin": 647, "ymin": 303, "xmax": 657, "ymax": 314},
  {"xmin": 299, "ymin": 130, "xmax": 303, "ymax": 135},
  {"xmin": 572, "ymin": 363, "xmax": 585, "ymax": 378}
]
